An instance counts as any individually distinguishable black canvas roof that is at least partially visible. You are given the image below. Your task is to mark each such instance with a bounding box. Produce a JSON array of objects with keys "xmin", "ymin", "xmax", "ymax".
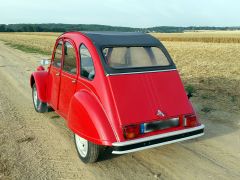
[{"xmin": 81, "ymin": 31, "xmax": 161, "ymax": 47}]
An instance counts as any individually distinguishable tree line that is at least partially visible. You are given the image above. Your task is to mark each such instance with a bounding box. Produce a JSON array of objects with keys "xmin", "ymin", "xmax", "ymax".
[{"xmin": 0, "ymin": 24, "xmax": 239, "ymax": 33}]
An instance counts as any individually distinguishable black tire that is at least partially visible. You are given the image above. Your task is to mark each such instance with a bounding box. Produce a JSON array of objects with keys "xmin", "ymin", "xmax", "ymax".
[
  {"xmin": 32, "ymin": 83, "xmax": 48, "ymax": 113},
  {"xmin": 74, "ymin": 134, "xmax": 100, "ymax": 163}
]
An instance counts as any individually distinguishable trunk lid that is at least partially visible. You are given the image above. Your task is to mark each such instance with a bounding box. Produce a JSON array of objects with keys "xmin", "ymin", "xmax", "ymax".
[{"xmin": 107, "ymin": 70, "xmax": 194, "ymax": 126}]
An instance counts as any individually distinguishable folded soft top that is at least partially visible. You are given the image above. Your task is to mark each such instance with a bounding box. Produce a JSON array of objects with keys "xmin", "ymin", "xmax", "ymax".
[{"xmin": 81, "ymin": 31, "xmax": 161, "ymax": 47}]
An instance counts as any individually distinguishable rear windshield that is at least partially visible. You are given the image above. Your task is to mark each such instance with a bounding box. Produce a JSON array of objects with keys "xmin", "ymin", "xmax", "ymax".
[{"xmin": 102, "ymin": 47, "xmax": 170, "ymax": 69}]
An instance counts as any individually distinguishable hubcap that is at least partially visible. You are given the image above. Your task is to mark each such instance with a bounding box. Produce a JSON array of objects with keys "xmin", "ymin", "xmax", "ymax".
[
  {"xmin": 75, "ymin": 134, "xmax": 88, "ymax": 157},
  {"xmin": 33, "ymin": 87, "xmax": 39, "ymax": 108}
]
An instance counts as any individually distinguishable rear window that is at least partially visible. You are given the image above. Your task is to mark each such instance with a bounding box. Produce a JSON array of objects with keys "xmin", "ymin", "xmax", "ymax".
[{"xmin": 102, "ymin": 47, "xmax": 170, "ymax": 69}]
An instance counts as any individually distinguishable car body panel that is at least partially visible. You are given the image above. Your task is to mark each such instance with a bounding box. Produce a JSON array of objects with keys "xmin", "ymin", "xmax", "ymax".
[
  {"xmin": 68, "ymin": 89, "xmax": 117, "ymax": 145},
  {"xmin": 107, "ymin": 70, "xmax": 194, "ymax": 126},
  {"xmin": 58, "ymin": 38, "xmax": 79, "ymax": 117},
  {"xmin": 58, "ymin": 72, "xmax": 77, "ymax": 118},
  {"xmin": 48, "ymin": 66, "xmax": 61, "ymax": 109}
]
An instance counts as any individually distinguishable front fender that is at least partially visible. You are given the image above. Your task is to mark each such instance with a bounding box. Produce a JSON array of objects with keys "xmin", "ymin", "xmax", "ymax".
[
  {"xmin": 68, "ymin": 90, "xmax": 116, "ymax": 146},
  {"xmin": 30, "ymin": 71, "xmax": 48, "ymax": 102}
]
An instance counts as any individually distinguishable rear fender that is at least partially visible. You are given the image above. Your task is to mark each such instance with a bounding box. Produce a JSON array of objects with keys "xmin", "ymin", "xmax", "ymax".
[
  {"xmin": 30, "ymin": 71, "xmax": 48, "ymax": 102},
  {"xmin": 68, "ymin": 90, "xmax": 116, "ymax": 146}
]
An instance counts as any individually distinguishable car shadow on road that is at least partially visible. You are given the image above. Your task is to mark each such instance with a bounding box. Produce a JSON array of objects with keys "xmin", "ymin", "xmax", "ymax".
[{"xmin": 97, "ymin": 147, "xmax": 123, "ymax": 162}]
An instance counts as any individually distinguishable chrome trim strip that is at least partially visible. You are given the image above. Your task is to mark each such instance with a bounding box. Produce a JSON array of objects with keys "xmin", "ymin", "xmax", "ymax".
[
  {"xmin": 106, "ymin": 69, "xmax": 177, "ymax": 76},
  {"xmin": 112, "ymin": 132, "xmax": 204, "ymax": 154},
  {"xmin": 112, "ymin": 124, "xmax": 205, "ymax": 146}
]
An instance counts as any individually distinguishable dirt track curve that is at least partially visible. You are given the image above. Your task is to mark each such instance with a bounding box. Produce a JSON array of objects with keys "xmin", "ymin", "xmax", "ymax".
[{"xmin": 0, "ymin": 41, "xmax": 239, "ymax": 180}]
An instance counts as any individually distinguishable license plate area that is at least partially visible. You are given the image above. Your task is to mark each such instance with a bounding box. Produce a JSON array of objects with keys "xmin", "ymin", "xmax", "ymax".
[{"xmin": 140, "ymin": 118, "xmax": 179, "ymax": 134}]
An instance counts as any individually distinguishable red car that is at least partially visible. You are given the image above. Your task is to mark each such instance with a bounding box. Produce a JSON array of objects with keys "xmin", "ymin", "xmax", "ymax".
[{"xmin": 30, "ymin": 32, "xmax": 204, "ymax": 163}]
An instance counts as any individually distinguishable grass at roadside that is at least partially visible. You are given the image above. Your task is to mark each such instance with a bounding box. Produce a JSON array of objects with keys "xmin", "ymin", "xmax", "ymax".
[
  {"xmin": 4, "ymin": 42, "xmax": 49, "ymax": 55},
  {"xmin": 0, "ymin": 32, "xmax": 59, "ymax": 56}
]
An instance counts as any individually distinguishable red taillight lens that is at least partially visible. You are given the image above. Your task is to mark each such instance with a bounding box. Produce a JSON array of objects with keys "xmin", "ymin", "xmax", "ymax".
[
  {"xmin": 184, "ymin": 115, "xmax": 199, "ymax": 127},
  {"xmin": 123, "ymin": 125, "xmax": 140, "ymax": 139}
]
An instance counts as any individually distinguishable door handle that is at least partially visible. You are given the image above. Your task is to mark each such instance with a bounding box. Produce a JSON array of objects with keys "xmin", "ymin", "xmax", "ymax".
[
  {"xmin": 72, "ymin": 80, "xmax": 77, "ymax": 83},
  {"xmin": 55, "ymin": 73, "xmax": 60, "ymax": 76}
]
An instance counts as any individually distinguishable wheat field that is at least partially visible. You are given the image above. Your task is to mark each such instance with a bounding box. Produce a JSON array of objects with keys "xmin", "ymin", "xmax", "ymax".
[
  {"xmin": 152, "ymin": 31, "xmax": 240, "ymax": 43},
  {"xmin": 0, "ymin": 32, "xmax": 239, "ymax": 110}
]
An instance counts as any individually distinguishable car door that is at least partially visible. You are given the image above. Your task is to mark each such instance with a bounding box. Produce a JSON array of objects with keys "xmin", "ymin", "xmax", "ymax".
[
  {"xmin": 58, "ymin": 40, "xmax": 78, "ymax": 118},
  {"xmin": 48, "ymin": 39, "xmax": 63, "ymax": 109}
]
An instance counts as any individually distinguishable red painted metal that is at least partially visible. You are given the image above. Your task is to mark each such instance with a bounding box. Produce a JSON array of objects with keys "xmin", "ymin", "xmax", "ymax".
[
  {"xmin": 36, "ymin": 65, "xmax": 45, "ymax": 71},
  {"xmin": 107, "ymin": 71, "xmax": 194, "ymax": 126},
  {"xmin": 30, "ymin": 71, "xmax": 48, "ymax": 102}
]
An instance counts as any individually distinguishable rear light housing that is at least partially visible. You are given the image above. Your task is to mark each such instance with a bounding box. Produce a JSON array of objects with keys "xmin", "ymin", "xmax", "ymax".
[
  {"xmin": 123, "ymin": 125, "xmax": 140, "ymax": 139},
  {"xmin": 184, "ymin": 115, "xmax": 199, "ymax": 127}
]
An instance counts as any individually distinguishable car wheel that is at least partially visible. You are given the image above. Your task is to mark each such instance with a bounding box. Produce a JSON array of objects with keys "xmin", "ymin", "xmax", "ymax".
[
  {"xmin": 32, "ymin": 83, "xmax": 47, "ymax": 113},
  {"xmin": 74, "ymin": 134, "xmax": 100, "ymax": 163}
]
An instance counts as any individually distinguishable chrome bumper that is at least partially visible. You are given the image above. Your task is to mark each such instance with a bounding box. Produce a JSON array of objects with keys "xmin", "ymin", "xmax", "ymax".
[{"xmin": 112, "ymin": 124, "xmax": 204, "ymax": 154}]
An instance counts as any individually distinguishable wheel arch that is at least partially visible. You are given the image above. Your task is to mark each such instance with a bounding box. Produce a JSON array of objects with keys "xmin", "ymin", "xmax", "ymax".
[
  {"xmin": 30, "ymin": 71, "xmax": 48, "ymax": 102},
  {"xmin": 68, "ymin": 90, "xmax": 117, "ymax": 146}
]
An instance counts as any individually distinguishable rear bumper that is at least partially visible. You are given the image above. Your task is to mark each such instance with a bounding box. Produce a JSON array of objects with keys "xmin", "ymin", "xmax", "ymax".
[{"xmin": 112, "ymin": 124, "xmax": 204, "ymax": 154}]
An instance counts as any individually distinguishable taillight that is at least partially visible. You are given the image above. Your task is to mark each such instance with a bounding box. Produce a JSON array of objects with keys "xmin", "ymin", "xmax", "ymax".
[
  {"xmin": 123, "ymin": 125, "xmax": 140, "ymax": 139},
  {"xmin": 184, "ymin": 115, "xmax": 199, "ymax": 127}
]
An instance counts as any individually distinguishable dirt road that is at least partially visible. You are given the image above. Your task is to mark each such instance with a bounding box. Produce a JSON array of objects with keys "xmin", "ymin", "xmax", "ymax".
[{"xmin": 0, "ymin": 41, "xmax": 239, "ymax": 180}]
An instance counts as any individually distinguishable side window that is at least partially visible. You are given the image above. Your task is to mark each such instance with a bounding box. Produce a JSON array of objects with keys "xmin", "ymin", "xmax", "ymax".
[
  {"xmin": 62, "ymin": 42, "xmax": 77, "ymax": 74},
  {"xmin": 53, "ymin": 41, "xmax": 62, "ymax": 68},
  {"xmin": 80, "ymin": 44, "xmax": 95, "ymax": 80}
]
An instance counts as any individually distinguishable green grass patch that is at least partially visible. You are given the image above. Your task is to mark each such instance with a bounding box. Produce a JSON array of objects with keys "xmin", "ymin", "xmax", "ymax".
[
  {"xmin": 201, "ymin": 94, "xmax": 209, "ymax": 99},
  {"xmin": 201, "ymin": 106, "xmax": 213, "ymax": 113},
  {"xmin": 4, "ymin": 42, "xmax": 50, "ymax": 55},
  {"xmin": 185, "ymin": 84, "xmax": 196, "ymax": 95}
]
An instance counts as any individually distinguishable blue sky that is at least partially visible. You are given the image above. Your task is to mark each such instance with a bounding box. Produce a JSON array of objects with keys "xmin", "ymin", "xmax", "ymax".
[{"xmin": 0, "ymin": 0, "xmax": 239, "ymax": 27}]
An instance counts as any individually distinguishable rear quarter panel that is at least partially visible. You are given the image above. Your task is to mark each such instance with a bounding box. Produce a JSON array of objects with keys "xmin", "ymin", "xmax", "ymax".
[{"xmin": 67, "ymin": 89, "xmax": 117, "ymax": 145}]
